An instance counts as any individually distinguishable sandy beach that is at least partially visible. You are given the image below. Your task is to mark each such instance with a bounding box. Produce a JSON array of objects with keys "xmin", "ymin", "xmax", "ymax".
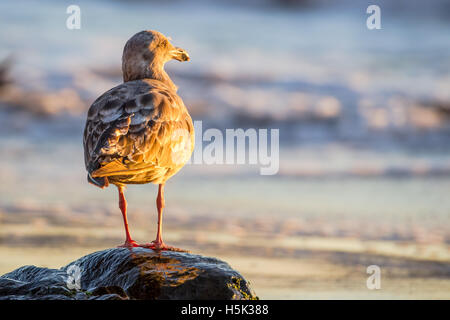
[{"xmin": 0, "ymin": 208, "xmax": 449, "ymax": 299}]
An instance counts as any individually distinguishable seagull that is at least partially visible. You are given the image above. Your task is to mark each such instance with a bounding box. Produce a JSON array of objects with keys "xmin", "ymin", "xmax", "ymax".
[{"xmin": 83, "ymin": 30, "xmax": 194, "ymax": 250}]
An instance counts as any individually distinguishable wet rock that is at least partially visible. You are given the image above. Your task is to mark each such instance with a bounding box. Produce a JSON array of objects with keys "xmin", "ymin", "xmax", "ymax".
[{"xmin": 0, "ymin": 248, "xmax": 257, "ymax": 300}]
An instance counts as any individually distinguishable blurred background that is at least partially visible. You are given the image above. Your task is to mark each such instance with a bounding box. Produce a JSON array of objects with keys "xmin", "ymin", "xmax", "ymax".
[{"xmin": 0, "ymin": 0, "xmax": 449, "ymax": 299}]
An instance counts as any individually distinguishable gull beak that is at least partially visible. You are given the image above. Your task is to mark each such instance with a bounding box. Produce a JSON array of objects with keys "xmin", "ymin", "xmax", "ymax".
[{"xmin": 171, "ymin": 47, "xmax": 190, "ymax": 62}]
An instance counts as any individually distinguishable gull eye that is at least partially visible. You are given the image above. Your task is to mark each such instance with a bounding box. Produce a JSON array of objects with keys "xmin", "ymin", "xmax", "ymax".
[{"xmin": 159, "ymin": 39, "xmax": 168, "ymax": 49}]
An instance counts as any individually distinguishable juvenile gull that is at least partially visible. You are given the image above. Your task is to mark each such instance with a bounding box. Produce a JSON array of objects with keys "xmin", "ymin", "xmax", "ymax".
[{"xmin": 83, "ymin": 30, "xmax": 194, "ymax": 250}]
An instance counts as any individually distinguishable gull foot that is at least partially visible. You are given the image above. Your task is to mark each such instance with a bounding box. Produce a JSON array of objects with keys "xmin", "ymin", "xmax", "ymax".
[
  {"xmin": 140, "ymin": 241, "xmax": 188, "ymax": 252},
  {"xmin": 117, "ymin": 239, "xmax": 139, "ymax": 248}
]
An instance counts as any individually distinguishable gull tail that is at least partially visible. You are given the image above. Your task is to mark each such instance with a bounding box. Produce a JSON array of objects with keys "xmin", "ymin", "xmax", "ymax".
[{"xmin": 87, "ymin": 172, "xmax": 109, "ymax": 189}]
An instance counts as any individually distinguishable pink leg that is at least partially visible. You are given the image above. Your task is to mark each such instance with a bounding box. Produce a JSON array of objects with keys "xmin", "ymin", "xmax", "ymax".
[
  {"xmin": 141, "ymin": 184, "xmax": 185, "ymax": 251},
  {"xmin": 154, "ymin": 183, "xmax": 165, "ymax": 246},
  {"xmin": 117, "ymin": 186, "xmax": 139, "ymax": 248}
]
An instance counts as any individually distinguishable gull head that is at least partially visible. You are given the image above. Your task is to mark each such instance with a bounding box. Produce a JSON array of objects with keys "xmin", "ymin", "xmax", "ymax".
[{"xmin": 122, "ymin": 30, "xmax": 189, "ymax": 82}]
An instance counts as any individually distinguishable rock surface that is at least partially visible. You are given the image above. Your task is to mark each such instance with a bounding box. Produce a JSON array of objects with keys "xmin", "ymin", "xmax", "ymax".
[{"xmin": 0, "ymin": 248, "xmax": 257, "ymax": 300}]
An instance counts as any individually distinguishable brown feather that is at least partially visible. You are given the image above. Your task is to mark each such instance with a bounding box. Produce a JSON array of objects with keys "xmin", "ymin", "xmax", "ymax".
[{"xmin": 83, "ymin": 80, "xmax": 194, "ymax": 186}]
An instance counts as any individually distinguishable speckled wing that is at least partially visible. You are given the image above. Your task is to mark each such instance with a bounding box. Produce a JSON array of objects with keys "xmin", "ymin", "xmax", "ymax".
[{"xmin": 83, "ymin": 80, "xmax": 194, "ymax": 187}]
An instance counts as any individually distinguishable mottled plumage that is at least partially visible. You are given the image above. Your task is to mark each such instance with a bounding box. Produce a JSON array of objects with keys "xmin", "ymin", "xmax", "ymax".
[
  {"xmin": 83, "ymin": 79, "xmax": 194, "ymax": 187},
  {"xmin": 83, "ymin": 31, "xmax": 193, "ymax": 188},
  {"xmin": 82, "ymin": 30, "xmax": 193, "ymax": 250}
]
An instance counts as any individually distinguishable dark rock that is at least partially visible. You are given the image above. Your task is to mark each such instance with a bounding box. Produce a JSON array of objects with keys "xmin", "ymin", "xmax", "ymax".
[{"xmin": 0, "ymin": 248, "xmax": 257, "ymax": 300}]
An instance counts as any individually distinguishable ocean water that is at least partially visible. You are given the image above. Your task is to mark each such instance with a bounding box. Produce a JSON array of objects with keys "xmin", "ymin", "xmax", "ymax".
[{"xmin": 0, "ymin": 0, "xmax": 449, "ymax": 244}]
